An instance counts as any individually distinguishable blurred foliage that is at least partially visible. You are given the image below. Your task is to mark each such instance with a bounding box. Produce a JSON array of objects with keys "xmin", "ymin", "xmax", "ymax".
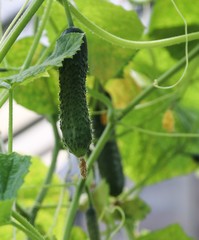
[{"xmin": 137, "ymin": 224, "xmax": 193, "ymax": 240}]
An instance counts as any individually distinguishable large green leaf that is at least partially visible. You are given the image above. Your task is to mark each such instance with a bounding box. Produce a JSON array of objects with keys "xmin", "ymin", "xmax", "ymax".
[
  {"xmin": 0, "ymin": 152, "xmax": 31, "ymax": 200},
  {"xmin": 117, "ymin": 99, "xmax": 199, "ymax": 185},
  {"xmin": 137, "ymin": 224, "xmax": 193, "ymax": 240},
  {"xmin": 0, "ymin": 33, "xmax": 84, "ymax": 88}
]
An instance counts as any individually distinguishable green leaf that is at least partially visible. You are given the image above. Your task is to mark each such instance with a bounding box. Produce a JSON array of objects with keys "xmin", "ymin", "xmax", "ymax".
[
  {"xmin": 74, "ymin": 0, "xmax": 144, "ymax": 82},
  {"xmin": 131, "ymin": 47, "xmax": 177, "ymax": 81},
  {"xmin": 14, "ymin": 69, "xmax": 59, "ymax": 115},
  {"xmin": 115, "ymin": 197, "xmax": 150, "ymax": 223},
  {"xmin": 0, "ymin": 33, "xmax": 84, "ymax": 88},
  {"xmin": 0, "ymin": 152, "xmax": 31, "ymax": 200},
  {"xmin": 137, "ymin": 224, "xmax": 193, "ymax": 240},
  {"xmin": 69, "ymin": 226, "xmax": 87, "ymax": 240},
  {"xmin": 92, "ymin": 180, "xmax": 109, "ymax": 221},
  {"xmin": 0, "ymin": 200, "xmax": 13, "ymax": 226}
]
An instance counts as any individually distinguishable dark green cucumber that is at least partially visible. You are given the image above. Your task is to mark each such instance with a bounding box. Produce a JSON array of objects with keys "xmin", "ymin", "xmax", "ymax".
[
  {"xmin": 97, "ymin": 139, "xmax": 124, "ymax": 196},
  {"xmin": 92, "ymin": 89, "xmax": 124, "ymax": 197},
  {"xmin": 86, "ymin": 206, "xmax": 101, "ymax": 240},
  {"xmin": 59, "ymin": 27, "xmax": 92, "ymax": 157}
]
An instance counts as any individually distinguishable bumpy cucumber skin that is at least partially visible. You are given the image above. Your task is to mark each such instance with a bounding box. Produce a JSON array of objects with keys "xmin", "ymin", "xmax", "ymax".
[
  {"xmin": 86, "ymin": 207, "xmax": 101, "ymax": 240},
  {"xmin": 59, "ymin": 27, "xmax": 92, "ymax": 157}
]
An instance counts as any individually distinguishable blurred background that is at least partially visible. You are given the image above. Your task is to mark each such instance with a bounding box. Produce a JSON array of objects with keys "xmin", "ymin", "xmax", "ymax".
[{"xmin": 1, "ymin": 0, "xmax": 199, "ymax": 239}]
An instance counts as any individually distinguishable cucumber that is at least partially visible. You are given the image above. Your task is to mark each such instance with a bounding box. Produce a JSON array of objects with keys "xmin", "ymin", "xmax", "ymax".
[
  {"xmin": 59, "ymin": 27, "xmax": 92, "ymax": 157},
  {"xmin": 92, "ymin": 89, "xmax": 124, "ymax": 196},
  {"xmin": 86, "ymin": 206, "xmax": 101, "ymax": 240},
  {"xmin": 97, "ymin": 139, "xmax": 124, "ymax": 196}
]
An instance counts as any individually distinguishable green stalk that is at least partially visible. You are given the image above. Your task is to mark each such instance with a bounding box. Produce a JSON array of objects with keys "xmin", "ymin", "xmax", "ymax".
[
  {"xmin": 29, "ymin": 116, "xmax": 61, "ymax": 224},
  {"xmin": 62, "ymin": 0, "xmax": 74, "ymax": 27},
  {"xmin": 117, "ymin": 44, "xmax": 199, "ymax": 121},
  {"xmin": 0, "ymin": 0, "xmax": 45, "ymax": 63},
  {"xmin": 15, "ymin": 203, "xmax": 30, "ymax": 220},
  {"xmin": 69, "ymin": 3, "xmax": 199, "ymax": 49},
  {"xmin": 11, "ymin": 221, "xmax": 41, "ymax": 240},
  {"xmin": 124, "ymin": 222, "xmax": 135, "ymax": 240},
  {"xmin": 8, "ymin": 88, "xmax": 13, "ymax": 153},
  {"xmin": 0, "ymin": 89, "xmax": 9, "ymax": 108},
  {"xmin": 62, "ymin": 122, "xmax": 113, "ymax": 240},
  {"xmin": 12, "ymin": 211, "xmax": 45, "ymax": 240},
  {"xmin": 22, "ymin": 0, "xmax": 53, "ymax": 70}
]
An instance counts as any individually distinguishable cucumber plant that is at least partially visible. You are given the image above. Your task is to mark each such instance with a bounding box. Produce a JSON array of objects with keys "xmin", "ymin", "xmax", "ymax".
[{"xmin": 0, "ymin": 0, "xmax": 199, "ymax": 240}]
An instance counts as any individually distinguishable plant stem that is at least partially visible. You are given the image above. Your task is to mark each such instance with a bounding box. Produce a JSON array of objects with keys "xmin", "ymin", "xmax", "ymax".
[
  {"xmin": 15, "ymin": 203, "xmax": 30, "ymax": 220},
  {"xmin": 8, "ymin": 88, "xmax": 13, "ymax": 154},
  {"xmin": 22, "ymin": 0, "xmax": 53, "ymax": 70},
  {"xmin": 62, "ymin": 122, "xmax": 113, "ymax": 240},
  {"xmin": 125, "ymin": 222, "xmax": 135, "ymax": 240},
  {"xmin": 0, "ymin": 89, "xmax": 8, "ymax": 108},
  {"xmin": 0, "ymin": 0, "xmax": 45, "ymax": 63},
  {"xmin": 29, "ymin": 116, "xmax": 61, "ymax": 224},
  {"xmin": 62, "ymin": 0, "xmax": 74, "ymax": 27},
  {"xmin": 11, "ymin": 221, "xmax": 41, "ymax": 240},
  {"xmin": 117, "ymin": 44, "xmax": 199, "ymax": 121},
  {"xmin": 12, "ymin": 211, "xmax": 45, "ymax": 240},
  {"xmin": 69, "ymin": 3, "xmax": 199, "ymax": 49},
  {"xmin": 118, "ymin": 124, "xmax": 199, "ymax": 138}
]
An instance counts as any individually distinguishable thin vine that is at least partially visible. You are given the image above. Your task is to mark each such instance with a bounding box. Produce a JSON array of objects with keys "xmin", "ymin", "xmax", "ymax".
[{"xmin": 153, "ymin": 0, "xmax": 189, "ymax": 89}]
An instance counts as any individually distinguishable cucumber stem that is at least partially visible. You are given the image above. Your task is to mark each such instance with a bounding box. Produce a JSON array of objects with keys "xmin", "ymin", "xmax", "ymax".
[
  {"xmin": 62, "ymin": 0, "xmax": 74, "ymax": 27},
  {"xmin": 12, "ymin": 211, "xmax": 45, "ymax": 240},
  {"xmin": 8, "ymin": 88, "xmax": 13, "ymax": 154}
]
